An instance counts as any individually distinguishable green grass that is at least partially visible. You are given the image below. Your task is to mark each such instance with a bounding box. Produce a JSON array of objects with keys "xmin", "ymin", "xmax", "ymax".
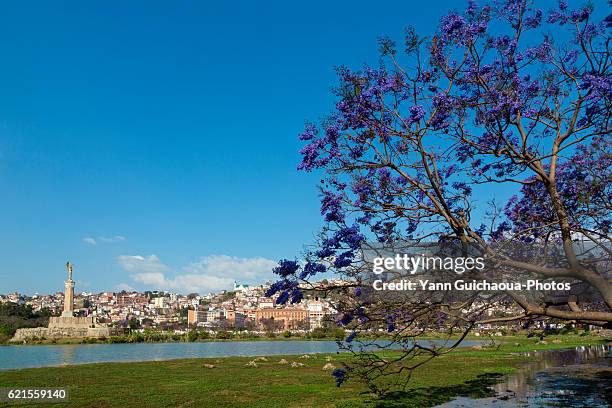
[{"xmin": 0, "ymin": 335, "xmax": 605, "ymax": 408}]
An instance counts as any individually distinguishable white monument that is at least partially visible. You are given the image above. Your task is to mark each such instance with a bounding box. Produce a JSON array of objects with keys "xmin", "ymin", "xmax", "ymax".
[
  {"xmin": 61, "ymin": 261, "xmax": 75, "ymax": 317},
  {"xmin": 48, "ymin": 261, "xmax": 95, "ymax": 328},
  {"xmin": 11, "ymin": 262, "xmax": 116, "ymax": 341}
]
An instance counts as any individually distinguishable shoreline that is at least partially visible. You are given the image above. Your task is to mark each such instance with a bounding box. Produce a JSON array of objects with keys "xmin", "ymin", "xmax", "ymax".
[
  {"xmin": 1, "ymin": 336, "xmax": 344, "ymax": 346},
  {"xmin": 0, "ymin": 334, "xmax": 605, "ymax": 366},
  {"xmin": 1, "ymin": 331, "xmax": 605, "ymax": 346}
]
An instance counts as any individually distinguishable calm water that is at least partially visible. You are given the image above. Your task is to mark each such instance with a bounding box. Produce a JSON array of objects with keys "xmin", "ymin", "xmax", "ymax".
[
  {"xmin": 436, "ymin": 344, "xmax": 611, "ymax": 408},
  {"xmin": 0, "ymin": 339, "xmax": 484, "ymax": 371}
]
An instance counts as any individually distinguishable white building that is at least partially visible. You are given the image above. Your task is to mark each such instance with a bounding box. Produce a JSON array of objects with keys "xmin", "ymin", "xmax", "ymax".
[
  {"xmin": 153, "ymin": 297, "xmax": 167, "ymax": 308},
  {"xmin": 307, "ymin": 300, "xmax": 327, "ymax": 329},
  {"xmin": 234, "ymin": 281, "xmax": 250, "ymax": 292}
]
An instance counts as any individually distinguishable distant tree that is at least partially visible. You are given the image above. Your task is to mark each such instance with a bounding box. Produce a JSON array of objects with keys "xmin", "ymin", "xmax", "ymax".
[
  {"xmin": 216, "ymin": 330, "xmax": 233, "ymax": 339},
  {"xmin": 187, "ymin": 330, "xmax": 199, "ymax": 342},
  {"xmin": 36, "ymin": 308, "xmax": 53, "ymax": 317},
  {"xmin": 244, "ymin": 318, "xmax": 257, "ymax": 332},
  {"xmin": 127, "ymin": 318, "xmax": 140, "ymax": 330},
  {"xmin": 294, "ymin": 319, "xmax": 310, "ymax": 332},
  {"xmin": 0, "ymin": 323, "xmax": 13, "ymax": 342},
  {"xmin": 268, "ymin": 0, "xmax": 611, "ymax": 394},
  {"xmin": 0, "ymin": 303, "xmax": 52, "ymax": 340},
  {"xmin": 218, "ymin": 318, "xmax": 235, "ymax": 331},
  {"xmin": 260, "ymin": 317, "xmax": 284, "ymax": 334}
]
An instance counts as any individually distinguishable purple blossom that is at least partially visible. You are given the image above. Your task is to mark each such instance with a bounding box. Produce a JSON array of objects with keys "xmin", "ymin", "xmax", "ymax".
[
  {"xmin": 580, "ymin": 74, "xmax": 612, "ymax": 101},
  {"xmin": 332, "ymin": 368, "xmax": 347, "ymax": 387},
  {"xmin": 276, "ymin": 291, "xmax": 289, "ymax": 305},
  {"xmin": 265, "ymin": 279, "xmax": 296, "ymax": 297},
  {"xmin": 299, "ymin": 123, "xmax": 318, "ymax": 141},
  {"xmin": 524, "ymin": 9, "xmax": 542, "ymax": 28},
  {"xmin": 408, "ymin": 105, "xmax": 426, "ymax": 124},
  {"xmin": 299, "ymin": 262, "xmax": 326, "ymax": 279},
  {"xmin": 290, "ymin": 288, "xmax": 303, "ymax": 304},
  {"xmin": 320, "ymin": 190, "xmax": 344, "ymax": 222},
  {"xmin": 525, "ymin": 37, "xmax": 553, "ymax": 63},
  {"xmin": 452, "ymin": 182, "xmax": 472, "ymax": 196},
  {"xmin": 333, "ymin": 225, "xmax": 365, "ymax": 250},
  {"xmin": 570, "ymin": 6, "xmax": 592, "ymax": 23},
  {"xmin": 339, "ymin": 313, "xmax": 354, "ymax": 326},
  {"xmin": 430, "ymin": 93, "xmax": 454, "ymax": 130},
  {"xmin": 333, "ymin": 250, "xmax": 354, "ymax": 268},
  {"xmin": 316, "ymin": 247, "xmax": 335, "ymax": 259},
  {"xmin": 297, "ymin": 139, "xmax": 325, "ymax": 171},
  {"xmin": 440, "ymin": 13, "xmax": 466, "ymax": 38},
  {"xmin": 273, "ymin": 259, "xmax": 300, "ymax": 278}
]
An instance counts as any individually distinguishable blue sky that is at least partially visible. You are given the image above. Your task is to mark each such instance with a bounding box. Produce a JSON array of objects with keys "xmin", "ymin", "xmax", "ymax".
[{"xmin": 0, "ymin": 0, "xmax": 569, "ymax": 295}]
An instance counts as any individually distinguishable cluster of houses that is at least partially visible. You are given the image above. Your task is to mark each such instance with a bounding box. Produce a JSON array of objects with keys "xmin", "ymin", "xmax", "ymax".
[{"xmin": 1, "ymin": 281, "xmax": 335, "ymax": 333}]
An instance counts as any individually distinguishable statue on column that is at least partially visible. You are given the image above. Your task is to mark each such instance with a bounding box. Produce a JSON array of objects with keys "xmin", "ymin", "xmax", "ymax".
[
  {"xmin": 62, "ymin": 261, "xmax": 75, "ymax": 317},
  {"xmin": 66, "ymin": 261, "xmax": 73, "ymax": 281}
]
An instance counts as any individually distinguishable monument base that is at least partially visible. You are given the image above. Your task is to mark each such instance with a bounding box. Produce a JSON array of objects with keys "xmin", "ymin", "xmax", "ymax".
[
  {"xmin": 11, "ymin": 326, "xmax": 121, "ymax": 342},
  {"xmin": 48, "ymin": 316, "xmax": 96, "ymax": 329},
  {"xmin": 10, "ymin": 316, "xmax": 121, "ymax": 342},
  {"xmin": 61, "ymin": 311, "xmax": 74, "ymax": 318}
]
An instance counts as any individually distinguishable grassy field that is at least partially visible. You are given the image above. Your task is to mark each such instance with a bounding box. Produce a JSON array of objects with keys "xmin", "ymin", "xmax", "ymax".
[{"xmin": 0, "ymin": 335, "xmax": 606, "ymax": 408}]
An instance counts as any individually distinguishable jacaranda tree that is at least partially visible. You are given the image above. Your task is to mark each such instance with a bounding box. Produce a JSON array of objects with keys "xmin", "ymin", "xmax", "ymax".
[{"xmin": 268, "ymin": 0, "xmax": 611, "ymax": 393}]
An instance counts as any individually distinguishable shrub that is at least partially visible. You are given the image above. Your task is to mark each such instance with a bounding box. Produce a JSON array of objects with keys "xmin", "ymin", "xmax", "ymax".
[
  {"xmin": 216, "ymin": 331, "xmax": 232, "ymax": 340},
  {"xmin": 187, "ymin": 330, "xmax": 198, "ymax": 342}
]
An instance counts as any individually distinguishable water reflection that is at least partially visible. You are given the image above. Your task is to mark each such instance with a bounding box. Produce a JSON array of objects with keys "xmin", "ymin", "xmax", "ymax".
[
  {"xmin": 437, "ymin": 344, "xmax": 611, "ymax": 407},
  {"xmin": 60, "ymin": 345, "xmax": 77, "ymax": 366},
  {"xmin": 492, "ymin": 344, "xmax": 610, "ymax": 395}
]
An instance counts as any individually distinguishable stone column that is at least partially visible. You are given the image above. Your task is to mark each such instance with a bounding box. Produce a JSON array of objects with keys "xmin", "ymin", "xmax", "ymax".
[{"xmin": 62, "ymin": 279, "xmax": 75, "ymax": 317}]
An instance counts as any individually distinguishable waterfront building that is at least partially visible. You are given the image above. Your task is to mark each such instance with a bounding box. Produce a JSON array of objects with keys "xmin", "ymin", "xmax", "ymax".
[{"xmin": 255, "ymin": 307, "xmax": 308, "ymax": 330}]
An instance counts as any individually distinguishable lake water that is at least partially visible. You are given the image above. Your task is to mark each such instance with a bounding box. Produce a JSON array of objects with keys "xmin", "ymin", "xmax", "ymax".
[
  {"xmin": 435, "ymin": 344, "xmax": 611, "ymax": 407},
  {"xmin": 0, "ymin": 339, "xmax": 484, "ymax": 371}
]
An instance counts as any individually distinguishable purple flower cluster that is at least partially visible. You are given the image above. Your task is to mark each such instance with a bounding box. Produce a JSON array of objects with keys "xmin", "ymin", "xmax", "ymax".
[
  {"xmin": 525, "ymin": 37, "xmax": 553, "ymax": 63},
  {"xmin": 408, "ymin": 105, "xmax": 426, "ymax": 125},
  {"xmin": 299, "ymin": 261, "xmax": 326, "ymax": 280},
  {"xmin": 524, "ymin": 9, "xmax": 543, "ymax": 29},
  {"xmin": 273, "ymin": 259, "xmax": 300, "ymax": 278},
  {"xmin": 333, "ymin": 251, "xmax": 354, "ymax": 268},
  {"xmin": 505, "ymin": 139, "xmax": 611, "ymax": 239},
  {"xmin": 547, "ymin": 2, "xmax": 593, "ymax": 25},
  {"xmin": 331, "ymin": 368, "xmax": 347, "ymax": 387},
  {"xmin": 339, "ymin": 312, "xmax": 353, "ymax": 326},
  {"xmin": 320, "ymin": 190, "xmax": 344, "ymax": 223},
  {"xmin": 265, "ymin": 279, "xmax": 300, "ymax": 305}
]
